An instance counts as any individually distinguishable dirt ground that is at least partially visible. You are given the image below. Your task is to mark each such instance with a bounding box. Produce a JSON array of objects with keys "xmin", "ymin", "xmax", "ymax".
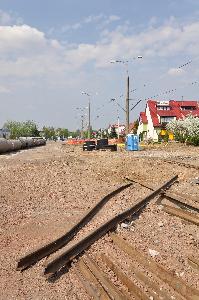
[{"xmin": 0, "ymin": 141, "xmax": 198, "ymax": 299}]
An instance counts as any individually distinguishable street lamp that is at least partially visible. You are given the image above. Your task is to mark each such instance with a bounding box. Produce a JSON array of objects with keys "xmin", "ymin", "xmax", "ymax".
[
  {"xmin": 76, "ymin": 107, "xmax": 87, "ymax": 139},
  {"xmin": 110, "ymin": 56, "xmax": 142, "ymax": 135},
  {"xmin": 81, "ymin": 91, "xmax": 91, "ymax": 139}
]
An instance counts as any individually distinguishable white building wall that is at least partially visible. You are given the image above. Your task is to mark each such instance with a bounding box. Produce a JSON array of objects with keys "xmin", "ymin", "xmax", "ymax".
[
  {"xmin": 137, "ymin": 122, "xmax": 143, "ymax": 136},
  {"xmin": 145, "ymin": 105, "xmax": 159, "ymax": 141}
]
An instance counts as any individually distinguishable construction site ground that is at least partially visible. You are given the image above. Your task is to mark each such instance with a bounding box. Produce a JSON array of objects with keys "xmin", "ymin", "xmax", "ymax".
[{"xmin": 0, "ymin": 141, "xmax": 198, "ymax": 299}]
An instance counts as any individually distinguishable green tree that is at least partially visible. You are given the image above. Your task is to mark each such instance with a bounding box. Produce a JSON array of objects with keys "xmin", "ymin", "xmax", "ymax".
[
  {"xmin": 4, "ymin": 120, "xmax": 39, "ymax": 139},
  {"xmin": 56, "ymin": 128, "xmax": 69, "ymax": 139},
  {"xmin": 42, "ymin": 126, "xmax": 56, "ymax": 140},
  {"xmin": 109, "ymin": 126, "xmax": 117, "ymax": 138},
  {"xmin": 132, "ymin": 119, "xmax": 139, "ymax": 134}
]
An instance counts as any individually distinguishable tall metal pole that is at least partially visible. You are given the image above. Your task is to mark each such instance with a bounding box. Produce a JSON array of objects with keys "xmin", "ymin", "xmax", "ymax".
[
  {"xmin": 81, "ymin": 115, "xmax": 84, "ymax": 139},
  {"xmin": 88, "ymin": 97, "xmax": 91, "ymax": 139},
  {"xmin": 110, "ymin": 56, "xmax": 142, "ymax": 136},
  {"xmin": 125, "ymin": 75, "xmax": 130, "ymax": 135},
  {"xmin": 117, "ymin": 115, "xmax": 120, "ymax": 139}
]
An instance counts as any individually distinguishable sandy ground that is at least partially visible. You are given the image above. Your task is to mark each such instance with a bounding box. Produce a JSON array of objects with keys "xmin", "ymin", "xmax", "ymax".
[{"xmin": 0, "ymin": 141, "xmax": 198, "ymax": 299}]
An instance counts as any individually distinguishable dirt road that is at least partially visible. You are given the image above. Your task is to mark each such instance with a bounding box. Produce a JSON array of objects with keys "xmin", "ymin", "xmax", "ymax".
[{"xmin": 0, "ymin": 142, "xmax": 198, "ymax": 299}]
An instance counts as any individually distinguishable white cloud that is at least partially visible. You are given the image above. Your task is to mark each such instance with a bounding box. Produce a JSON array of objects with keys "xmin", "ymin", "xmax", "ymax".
[
  {"xmin": 0, "ymin": 10, "xmax": 23, "ymax": 25},
  {"xmin": 60, "ymin": 14, "xmax": 121, "ymax": 33},
  {"xmin": 0, "ymin": 18, "xmax": 199, "ymax": 79},
  {"xmin": 168, "ymin": 68, "xmax": 186, "ymax": 76},
  {"xmin": 0, "ymin": 25, "xmax": 47, "ymax": 54},
  {"xmin": 0, "ymin": 10, "xmax": 12, "ymax": 25},
  {"xmin": 61, "ymin": 22, "xmax": 82, "ymax": 32},
  {"xmin": 0, "ymin": 85, "xmax": 11, "ymax": 93},
  {"xmin": 104, "ymin": 15, "xmax": 120, "ymax": 25},
  {"xmin": 84, "ymin": 14, "xmax": 104, "ymax": 24},
  {"xmin": 0, "ymin": 18, "xmax": 199, "ymax": 129}
]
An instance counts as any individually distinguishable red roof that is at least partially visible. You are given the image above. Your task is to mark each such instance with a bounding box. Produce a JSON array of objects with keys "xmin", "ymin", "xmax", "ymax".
[
  {"xmin": 170, "ymin": 100, "xmax": 197, "ymax": 107},
  {"xmin": 144, "ymin": 100, "xmax": 199, "ymax": 127},
  {"xmin": 140, "ymin": 112, "xmax": 148, "ymax": 123},
  {"xmin": 148, "ymin": 100, "xmax": 160, "ymax": 126},
  {"xmin": 157, "ymin": 110, "xmax": 177, "ymax": 117}
]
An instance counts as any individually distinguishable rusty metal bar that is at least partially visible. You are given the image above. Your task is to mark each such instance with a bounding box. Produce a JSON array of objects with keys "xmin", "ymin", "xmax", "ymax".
[
  {"xmin": 171, "ymin": 191, "xmax": 199, "ymax": 203},
  {"xmin": 125, "ymin": 177, "xmax": 154, "ymax": 190},
  {"xmin": 83, "ymin": 255, "xmax": 130, "ymax": 300},
  {"xmin": 17, "ymin": 183, "xmax": 132, "ymax": 270},
  {"xmin": 100, "ymin": 254, "xmax": 149, "ymax": 300},
  {"xmin": 75, "ymin": 259, "xmax": 111, "ymax": 300},
  {"xmin": 162, "ymin": 192, "xmax": 199, "ymax": 213},
  {"xmin": 111, "ymin": 234, "xmax": 199, "ymax": 300},
  {"xmin": 188, "ymin": 257, "xmax": 199, "ymax": 272},
  {"xmin": 163, "ymin": 204, "xmax": 199, "ymax": 226},
  {"xmin": 44, "ymin": 175, "xmax": 178, "ymax": 277},
  {"xmin": 126, "ymin": 177, "xmax": 199, "ymax": 213},
  {"xmin": 163, "ymin": 159, "xmax": 199, "ymax": 170}
]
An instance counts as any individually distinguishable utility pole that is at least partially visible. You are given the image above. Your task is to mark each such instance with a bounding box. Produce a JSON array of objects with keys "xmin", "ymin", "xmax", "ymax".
[
  {"xmin": 125, "ymin": 75, "xmax": 130, "ymax": 135},
  {"xmin": 81, "ymin": 115, "xmax": 84, "ymax": 139},
  {"xmin": 110, "ymin": 56, "xmax": 142, "ymax": 137},
  {"xmin": 88, "ymin": 97, "xmax": 91, "ymax": 139},
  {"xmin": 82, "ymin": 91, "xmax": 92, "ymax": 139}
]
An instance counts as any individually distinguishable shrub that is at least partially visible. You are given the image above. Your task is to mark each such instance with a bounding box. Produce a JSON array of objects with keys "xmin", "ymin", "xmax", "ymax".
[{"xmin": 166, "ymin": 116, "xmax": 199, "ymax": 146}]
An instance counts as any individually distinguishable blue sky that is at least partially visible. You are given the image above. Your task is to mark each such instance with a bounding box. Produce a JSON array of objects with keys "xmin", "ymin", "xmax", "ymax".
[{"xmin": 0, "ymin": 0, "xmax": 199, "ymax": 130}]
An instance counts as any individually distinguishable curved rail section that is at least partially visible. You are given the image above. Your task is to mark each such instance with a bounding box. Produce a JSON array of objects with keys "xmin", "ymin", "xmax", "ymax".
[
  {"xmin": 17, "ymin": 182, "xmax": 132, "ymax": 270},
  {"xmin": 44, "ymin": 175, "xmax": 178, "ymax": 277}
]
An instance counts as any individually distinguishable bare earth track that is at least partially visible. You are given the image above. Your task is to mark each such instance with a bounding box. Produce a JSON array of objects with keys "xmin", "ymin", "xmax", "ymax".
[{"xmin": 0, "ymin": 142, "xmax": 198, "ymax": 299}]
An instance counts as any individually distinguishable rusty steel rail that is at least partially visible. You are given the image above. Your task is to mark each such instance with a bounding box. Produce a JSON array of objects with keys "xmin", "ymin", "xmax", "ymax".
[
  {"xmin": 162, "ymin": 191, "xmax": 199, "ymax": 213},
  {"xmin": 163, "ymin": 159, "xmax": 199, "ymax": 170},
  {"xmin": 126, "ymin": 177, "xmax": 199, "ymax": 213},
  {"xmin": 17, "ymin": 182, "xmax": 132, "ymax": 270},
  {"xmin": 163, "ymin": 204, "xmax": 199, "ymax": 226},
  {"xmin": 188, "ymin": 257, "xmax": 199, "ymax": 271},
  {"xmin": 44, "ymin": 175, "xmax": 178, "ymax": 277}
]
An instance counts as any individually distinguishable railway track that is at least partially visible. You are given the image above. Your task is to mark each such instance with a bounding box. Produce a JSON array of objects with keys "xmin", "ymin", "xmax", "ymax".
[
  {"xmin": 18, "ymin": 176, "xmax": 176, "ymax": 272},
  {"xmin": 17, "ymin": 182, "xmax": 133, "ymax": 270},
  {"xmin": 74, "ymin": 233, "xmax": 199, "ymax": 300},
  {"xmin": 43, "ymin": 175, "xmax": 178, "ymax": 277},
  {"xmin": 17, "ymin": 174, "xmax": 199, "ymax": 299},
  {"xmin": 72, "ymin": 178, "xmax": 199, "ymax": 299},
  {"xmin": 126, "ymin": 177, "xmax": 199, "ymax": 225},
  {"xmin": 163, "ymin": 159, "xmax": 199, "ymax": 170}
]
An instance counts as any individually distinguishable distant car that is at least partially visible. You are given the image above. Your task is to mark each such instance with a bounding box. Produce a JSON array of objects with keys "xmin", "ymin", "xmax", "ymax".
[{"xmin": 83, "ymin": 141, "xmax": 96, "ymax": 151}]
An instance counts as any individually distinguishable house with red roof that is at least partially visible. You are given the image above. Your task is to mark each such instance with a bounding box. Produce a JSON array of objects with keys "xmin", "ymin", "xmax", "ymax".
[
  {"xmin": 137, "ymin": 100, "xmax": 199, "ymax": 141},
  {"xmin": 107, "ymin": 123, "xmax": 125, "ymax": 136}
]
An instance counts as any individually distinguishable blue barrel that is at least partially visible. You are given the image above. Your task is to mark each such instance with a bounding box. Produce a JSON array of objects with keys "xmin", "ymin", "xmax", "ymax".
[{"xmin": 126, "ymin": 134, "xmax": 139, "ymax": 151}]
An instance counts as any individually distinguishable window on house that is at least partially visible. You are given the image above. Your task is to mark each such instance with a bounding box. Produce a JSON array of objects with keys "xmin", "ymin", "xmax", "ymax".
[
  {"xmin": 157, "ymin": 106, "xmax": 171, "ymax": 110},
  {"xmin": 160, "ymin": 116, "xmax": 175, "ymax": 124},
  {"xmin": 181, "ymin": 106, "xmax": 196, "ymax": 110}
]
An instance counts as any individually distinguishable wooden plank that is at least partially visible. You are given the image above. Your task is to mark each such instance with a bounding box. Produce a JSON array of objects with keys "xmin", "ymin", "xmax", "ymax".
[
  {"xmin": 170, "ymin": 191, "xmax": 199, "ymax": 204},
  {"xmin": 111, "ymin": 234, "xmax": 199, "ymax": 300},
  {"xmin": 101, "ymin": 253, "xmax": 175, "ymax": 300},
  {"xmin": 131, "ymin": 266, "xmax": 173, "ymax": 300},
  {"xmin": 163, "ymin": 204, "xmax": 199, "ymax": 226},
  {"xmin": 100, "ymin": 253, "xmax": 149, "ymax": 300},
  {"xmin": 83, "ymin": 255, "xmax": 130, "ymax": 300},
  {"xmin": 75, "ymin": 259, "xmax": 111, "ymax": 300},
  {"xmin": 163, "ymin": 192, "xmax": 199, "ymax": 213},
  {"xmin": 188, "ymin": 257, "xmax": 199, "ymax": 272}
]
